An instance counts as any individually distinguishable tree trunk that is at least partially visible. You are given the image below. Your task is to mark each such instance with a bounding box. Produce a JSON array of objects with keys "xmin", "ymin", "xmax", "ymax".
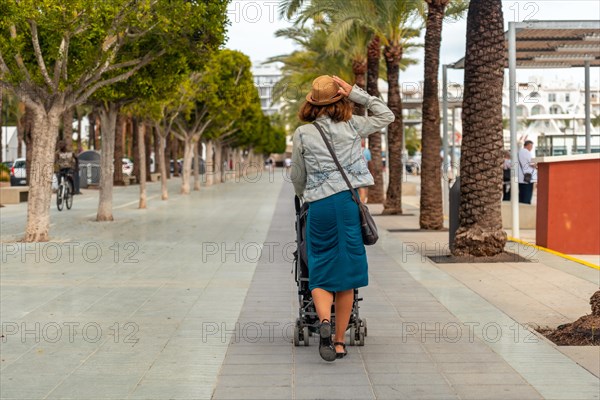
[
  {"xmin": 0, "ymin": 86, "xmax": 3, "ymax": 163},
  {"xmin": 88, "ymin": 112, "xmax": 96, "ymax": 150},
  {"xmin": 193, "ymin": 141, "xmax": 200, "ymax": 190},
  {"xmin": 145, "ymin": 124, "xmax": 152, "ymax": 181},
  {"xmin": 214, "ymin": 141, "xmax": 222, "ymax": 184},
  {"xmin": 420, "ymin": 0, "xmax": 447, "ymax": 230},
  {"xmin": 63, "ymin": 107, "xmax": 73, "ymax": 151},
  {"xmin": 132, "ymin": 117, "xmax": 140, "ymax": 182},
  {"xmin": 453, "ymin": 0, "xmax": 507, "ymax": 257},
  {"xmin": 180, "ymin": 138, "xmax": 194, "ymax": 194},
  {"xmin": 23, "ymin": 107, "xmax": 62, "ymax": 242},
  {"xmin": 352, "ymin": 58, "xmax": 367, "ymax": 116},
  {"xmin": 96, "ymin": 103, "xmax": 119, "ymax": 222},
  {"xmin": 113, "ymin": 113, "xmax": 126, "ymax": 186},
  {"xmin": 382, "ymin": 44, "xmax": 404, "ymax": 215},
  {"xmin": 125, "ymin": 116, "xmax": 133, "ymax": 158},
  {"xmin": 205, "ymin": 140, "xmax": 214, "ymax": 186},
  {"xmin": 23, "ymin": 106, "xmax": 33, "ymax": 184},
  {"xmin": 76, "ymin": 107, "xmax": 83, "ymax": 152},
  {"xmin": 154, "ymin": 127, "xmax": 160, "ymax": 177},
  {"xmin": 158, "ymin": 134, "xmax": 168, "ymax": 200},
  {"xmin": 94, "ymin": 114, "xmax": 100, "ymax": 150},
  {"xmin": 17, "ymin": 102, "xmax": 26, "ymax": 159},
  {"xmin": 366, "ymin": 35, "xmax": 384, "ymax": 204},
  {"xmin": 172, "ymin": 136, "xmax": 180, "ymax": 177},
  {"xmin": 136, "ymin": 119, "xmax": 147, "ymax": 209},
  {"xmin": 164, "ymin": 133, "xmax": 171, "ymax": 179}
]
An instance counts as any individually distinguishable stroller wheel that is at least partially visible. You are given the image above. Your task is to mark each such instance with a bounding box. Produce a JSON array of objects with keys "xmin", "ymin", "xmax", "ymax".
[
  {"xmin": 303, "ymin": 326, "xmax": 310, "ymax": 346},
  {"xmin": 348, "ymin": 326, "xmax": 356, "ymax": 346},
  {"xmin": 293, "ymin": 324, "xmax": 301, "ymax": 346},
  {"xmin": 361, "ymin": 318, "xmax": 368, "ymax": 337}
]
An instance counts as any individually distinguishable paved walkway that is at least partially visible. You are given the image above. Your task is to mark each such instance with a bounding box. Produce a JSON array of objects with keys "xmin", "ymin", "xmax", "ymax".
[{"xmin": 1, "ymin": 172, "xmax": 598, "ymax": 399}]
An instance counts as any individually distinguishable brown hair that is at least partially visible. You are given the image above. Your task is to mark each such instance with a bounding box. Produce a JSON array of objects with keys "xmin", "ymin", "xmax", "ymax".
[{"xmin": 298, "ymin": 97, "xmax": 353, "ymax": 123}]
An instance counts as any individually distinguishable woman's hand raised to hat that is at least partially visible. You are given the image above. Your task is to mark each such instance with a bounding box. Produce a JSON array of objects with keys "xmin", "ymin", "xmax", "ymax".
[{"xmin": 332, "ymin": 76, "xmax": 352, "ymax": 97}]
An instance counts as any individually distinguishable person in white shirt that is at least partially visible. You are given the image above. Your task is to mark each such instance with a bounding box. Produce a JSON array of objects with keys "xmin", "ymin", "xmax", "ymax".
[{"xmin": 517, "ymin": 140, "xmax": 537, "ymax": 204}]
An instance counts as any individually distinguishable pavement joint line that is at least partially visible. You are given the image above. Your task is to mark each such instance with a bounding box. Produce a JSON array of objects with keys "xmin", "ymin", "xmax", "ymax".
[{"xmin": 508, "ymin": 236, "xmax": 600, "ymax": 270}]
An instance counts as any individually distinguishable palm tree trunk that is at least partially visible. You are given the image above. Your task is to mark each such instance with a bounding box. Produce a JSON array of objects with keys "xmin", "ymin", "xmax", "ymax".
[
  {"xmin": 366, "ymin": 35, "xmax": 384, "ymax": 204},
  {"xmin": 453, "ymin": 0, "xmax": 507, "ymax": 257},
  {"xmin": 419, "ymin": 0, "xmax": 447, "ymax": 229},
  {"xmin": 352, "ymin": 58, "xmax": 367, "ymax": 116},
  {"xmin": 382, "ymin": 44, "xmax": 404, "ymax": 215}
]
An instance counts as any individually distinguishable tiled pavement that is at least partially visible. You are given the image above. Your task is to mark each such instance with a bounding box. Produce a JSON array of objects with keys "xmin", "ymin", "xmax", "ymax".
[
  {"xmin": 212, "ymin": 181, "xmax": 599, "ymax": 400},
  {"xmin": 1, "ymin": 173, "xmax": 598, "ymax": 399}
]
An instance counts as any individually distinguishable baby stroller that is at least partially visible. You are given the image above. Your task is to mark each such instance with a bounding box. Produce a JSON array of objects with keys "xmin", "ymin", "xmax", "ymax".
[{"xmin": 292, "ymin": 195, "xmax": 367, "ymax": 346}]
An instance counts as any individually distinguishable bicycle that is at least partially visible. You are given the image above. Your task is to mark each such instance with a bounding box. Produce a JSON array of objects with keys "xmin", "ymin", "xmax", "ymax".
[{"xmin": 56, "ymin": 168, "xmax": 74, "ymax": 211}]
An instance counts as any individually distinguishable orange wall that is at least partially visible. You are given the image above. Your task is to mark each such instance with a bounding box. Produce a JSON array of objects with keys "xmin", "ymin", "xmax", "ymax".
[{"xmin": 536, "ymin": 159, "xmax": 600, "ymax": 254}]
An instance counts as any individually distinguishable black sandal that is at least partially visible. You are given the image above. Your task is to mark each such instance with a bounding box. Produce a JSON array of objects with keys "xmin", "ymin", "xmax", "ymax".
[
  {"xmin": 334, "ymin": 342, "xmax": 347, "ymax": 359},
  {"xmin": 318, "ymin": 320, "xmax": 336, "ymax": 362}
]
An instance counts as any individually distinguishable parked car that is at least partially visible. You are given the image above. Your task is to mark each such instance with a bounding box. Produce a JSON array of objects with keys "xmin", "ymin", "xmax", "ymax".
[
  {"xmin": 9, "ymin": 158, "xmax": 58, "ymax": 188},
  {"xmin": 10, "ymin": 158, "xmax": 27, "ymax": 186},
  {"xmin": 122, "ymin": 158, "xmax": 133, "ymax": 176}
]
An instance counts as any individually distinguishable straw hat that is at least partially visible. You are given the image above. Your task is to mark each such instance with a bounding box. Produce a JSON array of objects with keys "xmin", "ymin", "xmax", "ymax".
[{"xmin": 305, "ymin": 75, "xmax": 343, "ymax": 106}]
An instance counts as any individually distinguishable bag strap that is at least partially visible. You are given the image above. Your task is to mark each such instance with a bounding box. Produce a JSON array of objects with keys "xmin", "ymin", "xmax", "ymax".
[{"xmin": 313, "ymin": 122, "xmax": 361, "ymax": 205}]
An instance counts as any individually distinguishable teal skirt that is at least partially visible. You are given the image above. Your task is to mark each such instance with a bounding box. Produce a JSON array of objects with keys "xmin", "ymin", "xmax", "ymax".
[{"xmin": 306, "ymin": 190, "xmax": 368, "ymax": 292}]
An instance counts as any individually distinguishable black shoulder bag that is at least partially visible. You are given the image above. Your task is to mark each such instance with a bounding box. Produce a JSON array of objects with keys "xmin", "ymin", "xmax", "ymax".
[
  {"xmin": 518, "ymin": 154, "xmax": 532, "ymax": 184},
  {"xmin": 313, "ymin": 122, "xmax": 378, "ymax": 245}
]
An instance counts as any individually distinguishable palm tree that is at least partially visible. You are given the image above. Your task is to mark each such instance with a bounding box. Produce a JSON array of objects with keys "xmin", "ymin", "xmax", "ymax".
[
  {"xmin": 419, "ymin": 0, "xmax": 468, "ymax": 229},
  {"xmin": 267, "ymin": 24, "xmax": 354, "ymax": 130},
  {"xmin": 325, "ymin": 1, "xmax": 420, "ymax": 209},
  {"xmin": 288, "ymin": 0, "xmax": 420, "ymax": 206},
  {"xmin": 452, "ymin": 0, "xmax": 507, "ymax": 256}
]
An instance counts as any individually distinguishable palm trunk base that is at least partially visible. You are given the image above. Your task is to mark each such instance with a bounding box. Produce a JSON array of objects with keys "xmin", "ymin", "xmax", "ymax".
[
  {"xmin": 452, "ymin": 226, "xmax": 507, "ymax": 257},
  {"xmin": 420, "ymin": 221, "xmax": 444, "ymax": 230},
  {"xmin": 381, "ymin": 207, "xmax": 403, "ymax": 216},
  {"xmin": 96, "ymin": 215, "xmax": 114, "ymax": 222}
]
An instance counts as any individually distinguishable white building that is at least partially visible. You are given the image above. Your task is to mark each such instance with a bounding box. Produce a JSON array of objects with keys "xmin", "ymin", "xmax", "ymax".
[
  {"xmin": 1, "ymin": 127, "xmax": 23, "ymax": 162},
  {"xmin": 252, "ymin": 62, "xmax": 283, "ymax": 117},
  {"xmin": 384, "ymin": 77, "xmax": 600, "ymax": 156}
]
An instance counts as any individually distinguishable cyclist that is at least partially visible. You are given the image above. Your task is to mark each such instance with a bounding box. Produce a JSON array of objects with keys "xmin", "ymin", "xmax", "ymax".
[{"xmin": 55, "ymin": 140, "xmax": 77, "ymax": 193}]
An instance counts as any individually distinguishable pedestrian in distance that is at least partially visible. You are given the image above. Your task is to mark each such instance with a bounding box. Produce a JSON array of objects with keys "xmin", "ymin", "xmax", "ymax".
[
  {"xmin": 518, "ymin": 140, "xmax": 537, "ymax": 204},
  {"xmin": 502, "ymin": 150, "xmax": 511, "ymax": 201},
  {"xmin": 290, "ymin": 75, "xmax": 394, "ymax": 361}
]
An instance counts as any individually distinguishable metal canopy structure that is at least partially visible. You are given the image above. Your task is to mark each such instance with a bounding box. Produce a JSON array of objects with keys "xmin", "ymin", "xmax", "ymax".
[
  {"xmin": 443, "ymin": 20, "xmax": 600, "ymax": 240},
  {"xmin": 452, "ymin": 20, "xmax": 600, "ymax": 69}
]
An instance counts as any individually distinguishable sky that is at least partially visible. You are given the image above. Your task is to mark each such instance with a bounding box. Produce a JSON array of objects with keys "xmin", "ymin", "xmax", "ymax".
[{"xmin": 225, "ymin": 0, "xmax": 600, "ymax": 88}]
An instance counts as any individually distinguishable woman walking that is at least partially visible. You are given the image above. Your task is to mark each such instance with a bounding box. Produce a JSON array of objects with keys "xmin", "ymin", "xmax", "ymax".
[{"xmin": 290, "ymin": 75, "xmax": 394, "ymax": 361}]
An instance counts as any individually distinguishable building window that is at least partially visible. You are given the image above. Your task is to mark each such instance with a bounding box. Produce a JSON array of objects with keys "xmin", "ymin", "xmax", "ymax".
[
  {"xmin": 565, "ymin": 93, "xmax": 570, "ymax": 102},
  {"xmin": 548, "ymin": 93, "xmax": 556, "ymax": 102}
]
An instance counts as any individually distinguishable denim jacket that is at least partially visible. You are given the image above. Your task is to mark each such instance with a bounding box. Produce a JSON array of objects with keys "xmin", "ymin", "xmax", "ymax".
[{"xmin": 291, "ymin": 85, "xmax": 394, "ymax": 202}]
